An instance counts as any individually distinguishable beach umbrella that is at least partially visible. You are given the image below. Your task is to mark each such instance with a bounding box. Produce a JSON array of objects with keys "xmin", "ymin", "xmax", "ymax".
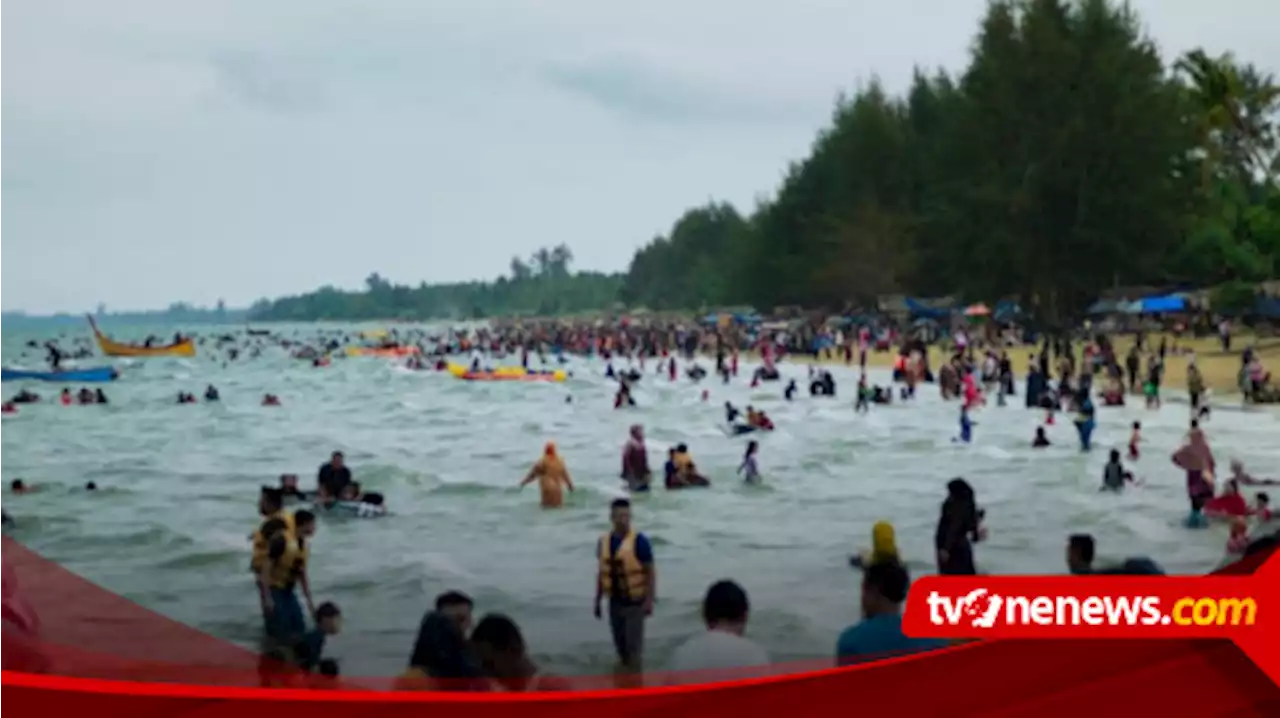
[{"xmin": 964, "ymin": 303, "xmax": 991, "ymax": 317}]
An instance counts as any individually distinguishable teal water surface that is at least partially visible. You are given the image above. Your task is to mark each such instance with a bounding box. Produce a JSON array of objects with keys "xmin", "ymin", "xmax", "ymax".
[{"xmin": 3, "ymin": 322, "xmax": 1278, "ymax": 676}]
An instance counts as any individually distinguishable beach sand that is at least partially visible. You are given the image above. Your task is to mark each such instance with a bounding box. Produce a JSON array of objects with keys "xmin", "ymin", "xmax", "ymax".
[{"xmin": 785, "ymin": 334, "xmax": 1280, "ymax": 397}]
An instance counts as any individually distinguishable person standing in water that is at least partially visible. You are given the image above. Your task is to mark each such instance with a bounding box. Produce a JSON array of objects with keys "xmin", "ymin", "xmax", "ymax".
[
  {"xmin": 259, "ymin": 510, "xmax": 318, "ymax": 646},
  {"xmin": 956, "ymin": 405, "xmax": 975, "ymax": 443},
  {"xmin": 935, "ymin": 479, "xmax": 985, "ymax": 575},
  {"xmin": 738, "ymin": 441, "xmax": 761, "ymax": 484},
  {"xmin": 519, "ymin": 442, "xmax": 575, "ymax": 508},
  {"xmin": 595, "ymin": 499, "xmax": 655, "ymax": 673},
  {"xmin": 620, "ymin": 425, "xmax": 651, "ymax": 492},
  {"xmin": 1174, "ymin": 420, "xmax": 1216, "ymax": 526}
]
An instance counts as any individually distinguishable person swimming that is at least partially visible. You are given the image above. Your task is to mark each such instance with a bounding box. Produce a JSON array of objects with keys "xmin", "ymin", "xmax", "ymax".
[
  {"xmin": 279, "ymin": 474, "xmax": 310, "ymax": 502},
  {"xmin": 738, "ymin": 441, "xmax": 761, "ymax": 484},
  {"xmin": 1032, "ymin": 427, "xmax": 1051, "ymax": 448},
  {"xmin": 784, "ymin": 379, "xmax": 797, "ymax": 401},
  {"xmin": 725, "ymin": 402, "xmax": 740, "ymax": 424},
  {"xmin": 262, "ymin": 394, "xmax": 281, "ymax": 406},
  {"xmin": 205, "ymin": 385, "xmax": 221, "ymax": 401},
  {"xmin": 177, "ymin": 392, "xmax": 197, "ymax": 404},
  {"xmin": 518, "ymin": 442, "xmax": 575, "ymax": 509},
  {"xmin": 94, "ymin": 388, "xmax": 108, "ymax": 404}
]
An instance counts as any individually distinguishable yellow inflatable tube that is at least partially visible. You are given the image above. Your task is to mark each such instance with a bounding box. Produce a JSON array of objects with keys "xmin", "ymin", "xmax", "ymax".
[{"xmin": 446, "ymin": 363, "xmax": 567, "ymax": 382}]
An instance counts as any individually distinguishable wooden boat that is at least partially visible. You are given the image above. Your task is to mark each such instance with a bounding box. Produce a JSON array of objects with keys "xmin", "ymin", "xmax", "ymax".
[{"xmin": 87, "ymin": 316, "xmax": 196, "ymax": 358}]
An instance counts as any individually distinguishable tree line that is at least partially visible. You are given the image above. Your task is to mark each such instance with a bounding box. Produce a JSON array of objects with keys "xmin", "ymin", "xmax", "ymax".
[
  {"xmin": 250, "ymin": 0, "xmax": 1279, "ymax": 324},
  {"xmin": 250, "ymin": 244, "xmax": 625, "ymax": 321}
]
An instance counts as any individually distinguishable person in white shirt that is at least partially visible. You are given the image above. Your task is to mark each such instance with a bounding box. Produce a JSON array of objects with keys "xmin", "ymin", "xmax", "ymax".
[{"xmin": 665, "ymin": 580, "xmax": 770, "ymax": 685}]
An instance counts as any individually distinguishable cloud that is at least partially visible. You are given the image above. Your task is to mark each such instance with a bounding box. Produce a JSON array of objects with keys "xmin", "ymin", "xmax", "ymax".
[
  {"xmin": 2, "ymin": 0, "xmax": 1278, "ymax": 313},
  {"xmin": 543, "ymin": 56, "xmax": 815, "ymax": 126}
]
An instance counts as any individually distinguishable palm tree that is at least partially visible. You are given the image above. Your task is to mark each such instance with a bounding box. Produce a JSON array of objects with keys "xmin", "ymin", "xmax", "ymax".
[
  {"xmin": 549, "ymin": 244, "xmax": 574, "ymax": 277},
  {"xmin": 530, "ymin": 247, "xmax": 552, "ymax": 278},
  {"xmin": 1176, "ymin": 49, "xmax": 1280, "ymax": 184}
]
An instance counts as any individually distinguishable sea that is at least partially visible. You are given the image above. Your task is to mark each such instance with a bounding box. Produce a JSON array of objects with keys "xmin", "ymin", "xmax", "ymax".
[{"xmin": 3, "ymin": 321, "xmax": 1277, "ymax": 676}]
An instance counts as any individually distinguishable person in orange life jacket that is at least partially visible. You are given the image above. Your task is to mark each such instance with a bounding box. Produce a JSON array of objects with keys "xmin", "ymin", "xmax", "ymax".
[
  {"xmin": 250, "ymin": 487, "xmax": 297, "ymax": 630},
  {"xmin": 259, "ymin": 510, "xmax": 317, "ymax": 645},
  {"xmin": 595, "ymin": 498, "xmax": 655, "ymax": 671},
  {"xmin": 471, "ymin": 613, "xmax": 571, "ymax": 692}
]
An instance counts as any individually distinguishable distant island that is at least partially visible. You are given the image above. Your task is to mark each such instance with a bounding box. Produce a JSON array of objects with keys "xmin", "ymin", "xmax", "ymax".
[
  {"xmin": 248, "ymin": 245, "xmax": 623, "ymax": 322},
  {"xmin": 3, "ymin": 302, "xmax": 247, "ymax": 331},
  {"xmin": 246, "ymin": 0, "xmax": 1278, "ymax": 325}
]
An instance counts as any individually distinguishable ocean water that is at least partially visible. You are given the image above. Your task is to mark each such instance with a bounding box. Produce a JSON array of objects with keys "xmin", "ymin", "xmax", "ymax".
[{"xmin": 3, "ymin": 323, "xmax": 1277, "ymax": 676}]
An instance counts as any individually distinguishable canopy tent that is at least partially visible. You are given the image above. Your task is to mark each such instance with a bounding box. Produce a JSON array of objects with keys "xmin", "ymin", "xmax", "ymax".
[
  {"xmin": 904, "ymin": 297, "xmax": 953, "ymax": 320},
  {"xmin": 1139, "ymin": 295, "xmax": 1186, "ymax": 313},
  {"xmin": 1255, "ymin": 296, "xmax": 1280, "ymax": 318}
]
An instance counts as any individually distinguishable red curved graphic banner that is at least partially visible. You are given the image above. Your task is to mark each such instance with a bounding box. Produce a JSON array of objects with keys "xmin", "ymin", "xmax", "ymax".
[{"xmin": 3, "ymin": 537, "xmax": 1278, "ymax": 716}]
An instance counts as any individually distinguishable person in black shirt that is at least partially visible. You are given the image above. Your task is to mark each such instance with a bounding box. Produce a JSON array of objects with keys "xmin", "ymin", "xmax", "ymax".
[{"xmin": 317, "ymin": 451, "xmax": 352, "ymax": 501}]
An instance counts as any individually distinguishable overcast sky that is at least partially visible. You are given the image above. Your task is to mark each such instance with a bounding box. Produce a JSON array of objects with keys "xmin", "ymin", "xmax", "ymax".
[{"xmin": 3, "ymin": 1, "xmax": 1276, "ymax": 313}]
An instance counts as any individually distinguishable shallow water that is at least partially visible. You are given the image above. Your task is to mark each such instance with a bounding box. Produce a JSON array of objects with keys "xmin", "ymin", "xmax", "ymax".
[{"xmin": 3, "ymin": 323, "xmax": 1278, "ymax": 676}]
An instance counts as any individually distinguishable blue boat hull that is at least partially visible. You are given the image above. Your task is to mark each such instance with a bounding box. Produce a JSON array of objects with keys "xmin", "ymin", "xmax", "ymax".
[{"xmin": 1, "ymin": 367, "xmax": 118, "ymax": 383}]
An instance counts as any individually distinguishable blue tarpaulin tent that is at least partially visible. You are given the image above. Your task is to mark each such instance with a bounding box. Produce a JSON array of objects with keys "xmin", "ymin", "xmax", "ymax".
[
  {"xmin": 1139, "ymin": 295, "xmax": 1186, "ymax": 313},
  {"xmin": 904, "ymin": 297, "xmax": 953, "ymax": 319}
]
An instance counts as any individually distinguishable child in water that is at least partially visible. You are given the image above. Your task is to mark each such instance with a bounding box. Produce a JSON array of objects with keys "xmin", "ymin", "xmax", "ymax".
[
  {"xmin": 738, "ymin": 441, "xmax": 761, "ymax": 484},
  {"xmin": 1032, "ymin": 427, "xmax": 1051, "ymax": 448},
  {"xmin": 1128, "ymin": 421, "xmax": 1142, "ymax": 460},
  {"xmin": 1101, "ymin": 449, "xmax": 1136, "ymax": 491}
]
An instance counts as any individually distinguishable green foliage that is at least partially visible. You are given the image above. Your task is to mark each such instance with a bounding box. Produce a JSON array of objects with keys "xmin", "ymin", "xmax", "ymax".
[
  {"xmin": 616, "ymin": 0, "xmax": 1277, "ymax": 323},
  {"xmin": 251, "ymin": 0, "xmax": 1277, "ymax": 324}
]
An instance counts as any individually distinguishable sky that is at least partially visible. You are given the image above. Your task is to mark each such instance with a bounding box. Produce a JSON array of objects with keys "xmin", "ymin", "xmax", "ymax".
[{"xmin": 3, "ymin": 1, "xmax": 1277, "ymax": 313}]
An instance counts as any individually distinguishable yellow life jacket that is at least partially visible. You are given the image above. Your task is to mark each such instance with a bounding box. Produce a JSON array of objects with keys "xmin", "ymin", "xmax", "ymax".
[
  {"xmin": 673, "ymin": 452, "xmax": 693, "ymax": 473},
  {"xmin": 598, "ymin": 531, "xmax": 646, "ymax": 601},
  {"xmin": 250, "ymin": 510, "xmax": 296, "ymax": 573},
  {"xmin": 267, "ymin": 535, "xmax": 308, "ymax": 590}
]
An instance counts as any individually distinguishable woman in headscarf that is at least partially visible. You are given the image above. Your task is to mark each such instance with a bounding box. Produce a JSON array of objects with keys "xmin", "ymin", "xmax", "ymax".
[
  {"xmin": 620, "ymin": 424, "xmax": 651, "ymax": 492},
  {"xmin": 519, "ymin": 442, "xmax": 575, "ymax": 508},
  {"xmin": 849, "ymin": 521, "xmax": 901, "ymax": 570},
  {"xmin": 1172, "ymin": 420, "xmax": 1216, "ymax": 525},
  {"xmin": 935, "ymin": 478, "xmax": 986, "ymax": 575}
]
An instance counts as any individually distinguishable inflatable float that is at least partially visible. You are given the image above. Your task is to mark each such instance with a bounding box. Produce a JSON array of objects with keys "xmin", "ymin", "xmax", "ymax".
[
  {"xmin": 2, "ymin": 366, "xmax": 118, "ymax": 383},
  {"xmin": 313, "ymin": 500, "xmax": 387, "ymax": 518},
  {"xmin": 446, "ymin": 363, "xmax": 567, "ymax": 382}
]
